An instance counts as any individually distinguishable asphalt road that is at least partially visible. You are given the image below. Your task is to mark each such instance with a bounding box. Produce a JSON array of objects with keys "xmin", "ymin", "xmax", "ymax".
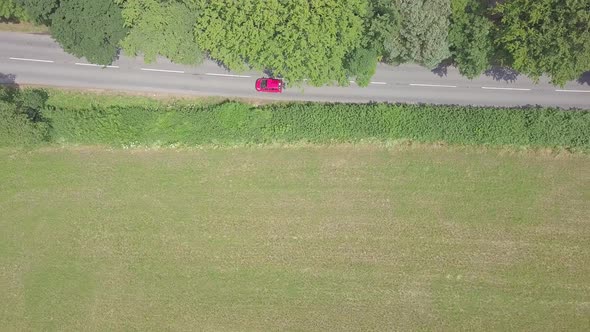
[{"xmin": 1, "ymin": 31, "xmax": 589, "ymax": 109}]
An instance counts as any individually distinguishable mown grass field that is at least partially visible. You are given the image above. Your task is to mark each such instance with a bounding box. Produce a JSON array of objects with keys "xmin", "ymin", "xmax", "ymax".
[{"xmin": 1, "ymin": 145, "xmax": 589, "ymax": 330}]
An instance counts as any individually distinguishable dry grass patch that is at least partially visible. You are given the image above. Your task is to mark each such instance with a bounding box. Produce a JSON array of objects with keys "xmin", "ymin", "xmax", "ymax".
[{"xmin": 0, "ymin": 22, "xmax": 48, "ymax": 34}]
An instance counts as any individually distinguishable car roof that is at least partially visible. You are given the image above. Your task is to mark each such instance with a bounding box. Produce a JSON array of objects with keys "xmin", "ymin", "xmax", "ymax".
[{"xmin": 265, "ymin": 78, "xmax": 281, "ymax": 88}]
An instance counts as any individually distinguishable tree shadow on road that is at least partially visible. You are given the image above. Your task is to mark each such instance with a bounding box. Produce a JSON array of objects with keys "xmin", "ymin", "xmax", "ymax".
[
  {"xmin": 263, "ymin": 68, "xmax": 275, "ymax": 77},
  {"xmin": 212, "ymin": 58, "xmax": 233, "ymax": 73},
  {"xmin": 577, "ymin": 71, "xmax": 590, "ymax": 86},
  {"xmin": 0, "ymin": 73, "xmax": 19, "ymax": 102},
  {"xmin": 431, "ymin": 60, "xmax": 453, "ymax": 77},
  {"xmin": 0, "ymin": 72, "xmax": 17, "ymax": 87},
  {"xmin": 484, "ymin": 66, "xmax": 520, "ymax": 83}
]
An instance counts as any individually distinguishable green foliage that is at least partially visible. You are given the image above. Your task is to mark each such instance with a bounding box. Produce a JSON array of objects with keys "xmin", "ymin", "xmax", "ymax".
[
  {"xmin": 0, "ymin": 87, "xmax": 50, "ymax": 146},
  {"xmin": 0, "ymin": 102, "xmax": 46, "ymax": 146},
  {"xmin": 495, "ymin": 0, "xmax": 590, "ymax": 86},
  {"xmin": 345, "ymin": 48, "xmax": 378, "ymax": 87},
  {"xmin": 384, "ymin": 0, "xmax": 452, "ymax": 69},
  {"xmin": 36, "ymin": 93, "xmax": 590, "ymax": 151},
  {"xmin": 13, "ymin": 0, "xmax": 57, "ymax": 24},
  {"xmin": 0, "ymin": 0, "xmax": 28, "ymax": 21},
  {"xmin": 264, "ymin": 104, "xmax": 589, "ymax": 150},
  {"xmin": 15, "ymin": 89, "xmax": 49, "ymax": 122},
  {"xmin": 448, "ymin": 0, "xmax": 493, "ymax": 78},
  {"xmin": 192, "ymin": 0, "xmax": 366, "ymax": 86},
  {"xmin": 363, "ymin": 0, "xmax": 400, "ymax": 55},
  {"xmin": 8, "ymin": 0, "xmax": 589, "ymax": 87},
  {"xmin": 1, "ymin": 88, "xmax": 588, "ymax": 150},
  {"xmin": 50, "ymin": 0, "xmax": 128, "ymax": 65},
  {"xmin": 116, "ymin": 0, "xmax": 203, "ymax": 65}
]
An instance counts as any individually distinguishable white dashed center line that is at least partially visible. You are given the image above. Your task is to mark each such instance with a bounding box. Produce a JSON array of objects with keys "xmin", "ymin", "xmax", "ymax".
[
  {"xmin": 481, "ymin": 87, "xmax": 531, "ymax": 91},
  {"xmin": 75, "ymin": 63, "xmax": 119, "ymax": 68},
  {"xmin": 555, "ymin": 89, "xmax": 590, "ymax": 93},
  {"xmin": 205, "ymin": 73, "xmax": 251, "ymax": 78},
  {"xmin": 410, "ymin": 83, "xmax": 457, "ymax": 88},
  {"xmin": 141, "ymin": 68, "xmax": 185, "ymax": 74},
  {"xmin": 9, "ymin": 57, "xmax": 54, "ymax": 63},
  {"xmin": 7, "ymin": 55, "xmax": 590, "ymax": 99}
]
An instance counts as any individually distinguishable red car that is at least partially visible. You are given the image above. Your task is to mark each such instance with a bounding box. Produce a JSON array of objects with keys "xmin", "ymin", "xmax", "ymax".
[{"xmin": 255, "ymin": 78, "xmax": 283, "ymax": 93}]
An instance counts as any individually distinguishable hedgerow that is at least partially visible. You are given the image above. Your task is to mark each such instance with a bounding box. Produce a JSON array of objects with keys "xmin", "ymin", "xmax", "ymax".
[
  {"xmin": 0, "ymin": 88, "xmax": 50, "ymax": 147},
  {"xmin": 1, "ymin": 88, "xmax": 589, "ymax": 151}
]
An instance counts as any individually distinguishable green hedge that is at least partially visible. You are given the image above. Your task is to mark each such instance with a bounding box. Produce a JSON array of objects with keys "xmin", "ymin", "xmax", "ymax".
[
  {"xmin": 0, "ymin": 101, "xmax": 49, "ymax": 147},
  {"xmin": 0, "ymin": 89, "xmax": 51, "ymax": 147},
  {"xmin": 44, "ymin": 101, "xmax": 590, "ymax": 151},
  {"xmin": 2, "ymin": 88, "xmax": 589, "ymax": 151}
]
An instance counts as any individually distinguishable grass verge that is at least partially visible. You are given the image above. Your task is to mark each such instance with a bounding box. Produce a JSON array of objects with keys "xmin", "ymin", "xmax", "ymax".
[{"xmin": 0, "ymin": 21, "xmax": 48, "ymax": 34}]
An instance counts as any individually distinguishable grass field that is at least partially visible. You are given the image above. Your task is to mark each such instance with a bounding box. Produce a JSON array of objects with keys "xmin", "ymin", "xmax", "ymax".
[{"xmin": 1, "ymin": 145, "xmax": 589, "ymax": 330}]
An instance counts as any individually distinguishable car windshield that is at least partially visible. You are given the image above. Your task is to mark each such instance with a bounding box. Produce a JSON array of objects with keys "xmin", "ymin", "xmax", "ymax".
[{"xmin": 261, "ymin": 80, "xmax": 268, "ymax": 89}]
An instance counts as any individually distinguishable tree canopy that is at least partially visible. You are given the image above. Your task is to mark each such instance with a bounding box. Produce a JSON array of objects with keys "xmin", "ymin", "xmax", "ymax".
[
  {"xmin": 384, "ymin": 0, "xmax": 451, "ymax": 69},
  {"xmin": 346, "ymin": 47, "xmax": 378, "ymax": 86},
  {"xmin": 448, "ymin": 0, "xmax": 494, "ymax": 78},
  {"xmin": 496, "ymin": 0, "xmax": 590, "ymax": 86},
  {"xmin": 0, "ymin": 0, "xmax": 28, "ymax": 21},
  {"xmin": 192, "ymin": 0, "xmax": 366, "ymax": 86},
  {"xmin": 363, "ymin": 0, "xmax": 399, "ymax": 55},
  {"xmin": 50, "ymin": 0, "xmax": 128, "ymax": 65},
  {"xmin": 8, "ymin": 0, "xmax": 590, "ymax": 86},
  {"xmin": 116, "ymin": 0, "xmax": 204, "ymax": 65},
  {"xmin": 13, "ymin": 0, "xmax": 58, "ymax": 24}
]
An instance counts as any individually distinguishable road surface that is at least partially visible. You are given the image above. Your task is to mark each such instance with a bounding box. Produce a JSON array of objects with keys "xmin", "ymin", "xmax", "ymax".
[{"xmin": 1, "ymin": 32, "xmax": 589, "ymax": 109}]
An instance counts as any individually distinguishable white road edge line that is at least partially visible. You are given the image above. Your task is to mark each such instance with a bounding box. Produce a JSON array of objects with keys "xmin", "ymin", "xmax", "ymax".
[
  {"xmin": 370, "ymin": 81, "xmax": 387, "ymax": 85},
  {"xmin": 75, "ymin": 63, "xmax": 119, "ymax": 68},
  {"xmin": 481, "ymin": 87, "xmax": 531, "ymax": 91},
  {"xmin": 141, "ymin": 68, "xmax": 185, "ymax": 74},
  {"xmin": 205, "ymin": 73, "xmax": 251, "ymax": 78},
  {"xmin": 9, "ymin": 57, "xmax": 54, "ymax": 63},
  {"xmin": 410, "ymin": 83, "xmax": 457, "ymax": 88},
  {"xmin": 555, "ymin": 89, "xmax": 590, "ymax": 93}
]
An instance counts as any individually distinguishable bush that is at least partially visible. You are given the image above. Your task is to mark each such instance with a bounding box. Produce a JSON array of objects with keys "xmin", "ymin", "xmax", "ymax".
[
  {"xmin": 346, "ymin": 48, "xmax": 378, "ymax": 87},
  {"xmin": 0, "ymin": 87, "xmax": 50, "ymax": 147},
  {"xmin": 0, "ymin": 101, "xmax": 49, "ymax": 146}
]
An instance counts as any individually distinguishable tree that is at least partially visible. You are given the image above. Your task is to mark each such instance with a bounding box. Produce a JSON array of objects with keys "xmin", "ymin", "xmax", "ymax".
[
  {"xmin": 192, "ymin": 0, "xmax": 366, "ymax": 86},
  {"xmin": 448, "ymin": 0, "xmax": 493, "ymax": 78},
  {"xmin": 496, "ymin": 0, "xmax": 590, "ymax": 86},
  {"xmin": 384, "ymin": 0, "xmax": 452, "ymax": 69},
  {"xmin": 13, "ymin": 0, "xmax": 58, "ymax": 24},
  {"xmin": 363, "ymin": 0, "xmax": 400, "ymax": 55},
  {"xmin": 50, "ymin": 0, "xmax": 128, "ymax": 65},
  {"xmin": 116, "ymin": 0, "xmax": 203, "ymax": 65},
  {"xmin": 346, "ymin": 48, "xmax": 378, "ymax": 87},
  {"xmin": 0, "ymin": 0, "xmax": 28, "ymax": 21},
  {"xmin": 345, "ymin": 0, "xmax": 400, "ymax": 86}
]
